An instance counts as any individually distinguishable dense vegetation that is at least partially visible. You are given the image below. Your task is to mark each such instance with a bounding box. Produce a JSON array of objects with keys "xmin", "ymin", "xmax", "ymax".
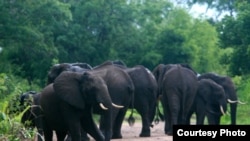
[{"xmin": 1, "ymin": 0, "xmax": 250, "ymax": 140}]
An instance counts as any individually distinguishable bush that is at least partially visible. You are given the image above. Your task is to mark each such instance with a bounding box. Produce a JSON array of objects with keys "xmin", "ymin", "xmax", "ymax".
[
  {"xmin": 0, "ymin": 112, "xmax": 36, "ymax": 141},
  {"xmin": 0, "ymin": 73, "xmax": 41, "ymax": 140}
]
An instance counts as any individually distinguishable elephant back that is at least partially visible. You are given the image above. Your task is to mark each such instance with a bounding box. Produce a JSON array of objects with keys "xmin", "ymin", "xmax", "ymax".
[{"xmin": 53, "ymin": 71, "xmax": 86, "ymax": 110}]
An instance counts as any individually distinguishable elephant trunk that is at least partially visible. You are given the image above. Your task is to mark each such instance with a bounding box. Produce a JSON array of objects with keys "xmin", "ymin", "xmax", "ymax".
[{"xmin": 95, "ymin": 84, "xmax": 124, "ymax": 110}]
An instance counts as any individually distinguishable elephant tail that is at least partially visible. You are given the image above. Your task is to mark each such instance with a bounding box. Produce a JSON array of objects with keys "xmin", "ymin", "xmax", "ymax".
[
  {"xmin": 154, "ymin": 100, "xmax": 164, "ymax": 124},
  {"xmin": 127, "ymin": 85, "xmax": 135, "ymax": 127},
  {"xmin": 127, "ymin": 109, "xmax": 135, "ymax": 127}
]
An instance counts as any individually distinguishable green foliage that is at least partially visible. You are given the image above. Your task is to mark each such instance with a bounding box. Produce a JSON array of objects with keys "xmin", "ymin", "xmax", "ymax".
[
  {"xmin": 0, "ymin": 0, "xmax": 72, "ymax": 87},
  {"xmin": 0, "ymin": 73, "xmax": 40, "ymax": 140},
  {"xmin": 217, "ymin": 1, "xmax": 250, "ymax": 75},
  {"xmin": 0, "ymin": 112, "xmax": 36, "ymax": 141},
  {"xmin": 0, "ymin": 73, "xmax": 39, "ymax": 100}
]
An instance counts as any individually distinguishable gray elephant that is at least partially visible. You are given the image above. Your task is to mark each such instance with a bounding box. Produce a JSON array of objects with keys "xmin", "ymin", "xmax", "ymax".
[
  {"xmin": 5, "ymin": 91, "xmax": 44, "ymax": 141},
  {"xmin": 40, "ymin": 71, "xmax": 122, "ymax": 141},
  {"xmin": 91, "ymin": 61, "xmax": 134, "ymax": 140},
  {"xmin": 112, "ymin": 60, "xmax": 158, "ymax": 137},
  {"xmin": 46, "ymin": 61, "xmax": 134, "ymax": 140},
  {"xmin": 198, "ymin": 72, "xmax": 244, "ymax": 125},
  {"xmin": 153, "ymin": 64, "xmax": 198, "ymax": 135},
  {"xmin": 19, "ymin": 91, "xmax": 38, "ymax": 127},
  {"xmin": 47, "ymin": 62, "xmax": 92, "ymax": 84},
  {"xmin": 187, "ymin": 78, "xmax": 227, "ymax": 125}
]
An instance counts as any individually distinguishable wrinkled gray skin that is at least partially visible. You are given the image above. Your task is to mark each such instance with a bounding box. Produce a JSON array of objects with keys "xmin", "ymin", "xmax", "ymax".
[
  {"xmin": 187, "ymin": 79, "xmax": 227, "ymax": 125},
  {"xmin": 198, "ymin": 72, "xmax": 238, "ymax": 125},
  {"xmin": 112, "ymin": 60, "xmax": 158, "ymax": 137},
  {"xmin": 40, "ymin": 71, "xmax": 113, "ymax": 141},
  {"xmin": 153, "ymin": 64, "xmax": 198, "ymax": 135},
  {"xmin": 47, "ymin": 61, "xmax": 134, "ymax": 141}
]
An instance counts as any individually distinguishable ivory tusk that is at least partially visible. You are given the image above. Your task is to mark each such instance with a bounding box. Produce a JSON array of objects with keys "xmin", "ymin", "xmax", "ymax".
[
  {"xmin": 238, "ymin": 100, "xmax": 247, "ymax": 104},
  {"xmin": 112, "ymin": 103, "xmax": 124, "ymax": 108},
  {"xmin": 220, "ymin": 105, "xmax": 226, "ymax": 115},
  {"xmin": 99, "ymin": 103, "xmax": 108, "ymax": 110},
  {"xmin": 227, "ymin": 99, "xmax": 238, "ymax": 103},
  {"xmin": 227, "ymin": 99, "xmax": 247, "ymax": 104}
]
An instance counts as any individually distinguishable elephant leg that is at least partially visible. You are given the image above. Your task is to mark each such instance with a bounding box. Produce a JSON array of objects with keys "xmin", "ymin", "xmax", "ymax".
[
  {"xmin": 82, "ymin": 109, "xmax": 104, "ymax": 141},
  {"xmin": 168, "ymin": 94, "xmax": 180, "ymax": 135},
  {"xmin": 36, "ymin": 128, "xmax": 44, "ymax": 141},
  {"xmin": 111, "ymin": 108, "xmax": 127, "ymax": 139},
  {"xmin": 55, "ymin": 131, "xmax": 67, "ymax": 141},
  {"xmin": 208, "ymin": 114, "xmax": 221, "ymax": 125},
  {"xmin": 139, "ymin": 113, "xmax": 151, "ymax": 137},
  {"xmin": 42, "ymin": 120, "xmax": 53, "ymax": 141},
  {"xmin": 136, "ymin": 105, "xmax": 151, "ymax": 137},
  {"xmin": 62, "ymin": 110, "xmax": 81, "ymax": 141},
  {"xmin": 196, "ymin": 112, "xmax": 206, "ymax": 125},
  {"xmin": 161, "ymin": 97, "xmax": 171, "ymax": 135},
  {"xmin": 99, "ymin": 110, "xmax": 113, "ymax": 141},
  {"xmin": 80, "ymin": 129, "xmax": 90, "ymax": 141},
  {"xmin": 65, "ymin": 129, "xmax": 90, "ymax": 141},
  {"xmin": 67, "ymin": 121, "xmax": 81, "ymax": 141},
  {"xmin": 207, "ymin": 113, "xmax": 220, "ymax": 125},
  {"xmin": 35, "ymin": 118, "xmax": 44, "ymax": 141},
  {"xmin": 44, "ymin": 130, "xmax": 53, "ymax": 141},
  {"xmin": 135, "ymin": 97, "xmax": 152, "ymax": 137},
  {"xmin": 43, "ymin": 128, "xmax": 53, "ymax": 141},
  {"xmin": 196, "ymin": 106, "xmax": 206, "ymax": 125},
  {"xmin": 186, "ymin": 110, "xmax": 193, "ymax": 125}
]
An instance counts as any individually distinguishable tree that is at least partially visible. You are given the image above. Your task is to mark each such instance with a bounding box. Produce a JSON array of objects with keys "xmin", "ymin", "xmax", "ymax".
[
  {"xmin": 217, "ymin": 1, "xmax": 250, "ymax": 75},
  {"xmin": 0, "ymin": 0, "xmax": 72, "ymax": 86}
]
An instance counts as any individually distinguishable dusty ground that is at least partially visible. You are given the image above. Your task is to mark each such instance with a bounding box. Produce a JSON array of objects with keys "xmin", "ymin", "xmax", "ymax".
[
  {"xmin": 38, "ymin": 121, "xmax": 172, "ymax": 141},
  {"xmin": 88, "ymin": 121, "xmax": 173, "ymax": 141}
]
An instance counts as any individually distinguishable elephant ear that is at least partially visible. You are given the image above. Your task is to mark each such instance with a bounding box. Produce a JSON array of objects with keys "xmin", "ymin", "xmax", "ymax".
[{"xmin": 53, "ymin": 71, "xmax": 87, "ymax": 110}]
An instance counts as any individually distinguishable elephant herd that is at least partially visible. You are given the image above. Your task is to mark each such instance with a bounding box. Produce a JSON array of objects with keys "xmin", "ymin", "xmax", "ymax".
[{"xmin": 16, "ymin": 61, "xmax": 244, "ymax": 141}]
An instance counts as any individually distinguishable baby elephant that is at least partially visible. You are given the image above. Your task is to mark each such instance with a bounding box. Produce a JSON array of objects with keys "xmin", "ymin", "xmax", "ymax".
[{"xmin": 187, "ymin": 78, "xmax": 227, "ymax": 125}]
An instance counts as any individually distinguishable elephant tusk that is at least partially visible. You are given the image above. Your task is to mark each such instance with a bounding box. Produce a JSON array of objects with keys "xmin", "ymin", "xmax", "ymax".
[
  {"xmin": 220, "ymin": 105, "xmax": 226, "ymax": 115},
  {"xmin": 99, "ymin": 103, "xmax": 108, "ymax": 110},
  {"xmin": 112, "ymin": 103, "xmax": 124, "ymax": 108},
  {"xmin": 238, "ymin": 100, "xmax": 247, "ymax": 104},
  {"xmin": 227, "ymin": 99, "xmax": 247, "ymax": 104},
  {"xmin": 227, "ymin": 99, "xmax": 238, "ymax": 103}
]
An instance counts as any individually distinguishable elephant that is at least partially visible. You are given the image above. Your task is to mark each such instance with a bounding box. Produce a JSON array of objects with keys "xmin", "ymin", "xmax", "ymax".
[
  {"xmin": 47, "ymin": 62, "xmax": 92, "ymax": 84},
  {"xmin": 187, "ymin": 78, "xmax": 227, "ymax": 125},
  {"xmin": 198, "ymin": 72, "xmax": 244, "ymax": 125},
  {"xmin": 91, "ymin": 61, "xmax": 134, "ymax": 140},
  {"xmin": 46, "ymin": 61, "xmax": 134, "ymax": 141},
  {"xmin": 153, "ymin": 63, "xmax": 198, "ymax": 135},
  {"xmin": 5, "ymin": 91, "xmax": 44, "ymax": 141},
  {"xmin": 112, "ymin": 60, "xmax": 158, "ymax": 137},
  {"xmin": 40, "ymin": 71, "xmax": 123, "ymax": 141},
  {"xmin": 19, "ymin": 91, "xmax": 38, "ymax": 127}
]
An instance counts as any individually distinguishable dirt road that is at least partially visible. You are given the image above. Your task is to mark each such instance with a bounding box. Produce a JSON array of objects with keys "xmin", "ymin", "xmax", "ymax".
[
  {"xmin": 88, "ymin": 121, "xmax": 173, "ymax": 141},
  {"xmin": 44, "ymin": 121, "xmax": 172, "ymax": 141}
]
